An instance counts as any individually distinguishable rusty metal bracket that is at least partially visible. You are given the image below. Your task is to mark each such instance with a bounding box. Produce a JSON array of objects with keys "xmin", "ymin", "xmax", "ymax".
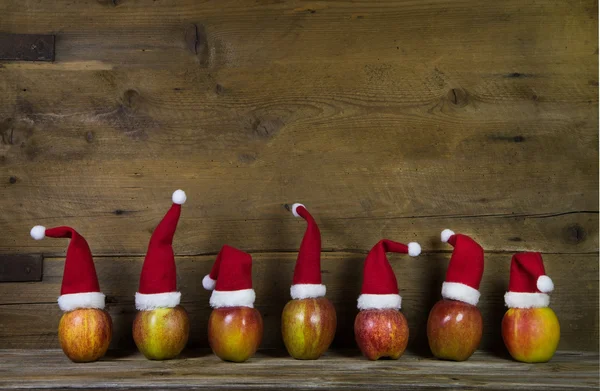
[
  {"xmin": 0, "ymin": 34, "xmax": 55, "ymax": 61},
  {"xmin": 0, "ymin": 255, "xmax": 43, "ymax": 282}
]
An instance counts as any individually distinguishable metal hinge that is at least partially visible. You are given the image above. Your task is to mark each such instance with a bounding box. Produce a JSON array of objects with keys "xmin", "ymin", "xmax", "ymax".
[
  {"xmin": 0, "ymin": 255, "xmax": 43, "ymax": 282},
  {"xmin": 0, "ymin": 34, "xmax": 55, "ymax": 61}
]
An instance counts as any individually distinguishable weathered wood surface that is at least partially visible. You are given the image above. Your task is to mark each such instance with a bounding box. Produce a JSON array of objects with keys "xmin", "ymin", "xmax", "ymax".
[
  {"xmin": 4, "ymin": 211, "xmax": 599, "ymax": 257},
  {"xmin": 0, "ymin": 0, "xmax": 597, "ymax": 256},
  {"xmin": 0, "ymin": 0, "xmax": 597, "ymax": 355},
  {"xmin": 0, "ymin": 253, "xmax": 597, "ymax": 351},
  {"xmin": 0, "ymin": 349, "xmax": 597, "ymax": 390}
]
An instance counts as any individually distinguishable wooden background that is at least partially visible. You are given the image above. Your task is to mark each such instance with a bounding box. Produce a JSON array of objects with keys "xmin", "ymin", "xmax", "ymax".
[{"xmin": 0, "ymin": 0, "xmax": 597, "ymax": 353}]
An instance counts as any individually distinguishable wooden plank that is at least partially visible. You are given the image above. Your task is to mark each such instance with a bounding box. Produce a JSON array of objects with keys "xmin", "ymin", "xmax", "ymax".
[
  {"xmin": 0, "ymin": 349, "xmax": 597, "ymax": 390},
  {"xmin": 0, "ymin": 67, "xmax": 595, "ymax": 225},
  {"xmin": 0, "ymin": 1, "xmax": 597, "ymax": 256},
  {"xmin": 0, "ymin": 254, "xmax": 42, "ymax": 282},
  {"xmin": 1, "ymin": 208, "xmax": 597, "ymax": 256},
  {"xmin": 0, "ymin": 34, "xmax": 54, "ymax": 61},
  {"xmin": 0, "ymin": 66, "xmax": 597, "ymax": 255},
  {"xmin": 0, "ymin": 1, "xmax": 596, "ymax": 70},
  {"xmin": 0, "ymin": 253, "xmax": 596, "ymax": 351}
]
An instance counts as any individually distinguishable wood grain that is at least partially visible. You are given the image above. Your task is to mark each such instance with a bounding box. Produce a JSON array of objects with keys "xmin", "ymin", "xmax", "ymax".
[
  {"xmin": 0, "ymin": 0, "xmax": 597, "ymax": 256},
  {"xmin": 0, "ymin": 1, "xmax": 596, "ymax": 69},
  {"xmin": 3, "ymin": 210, "xmax": 598, "ymax": 256},
  {"xmin": 0, "ymin": 349, "xmax": 597, "ymax": 390},
  {"xmin": 0, "ymin": 253, "xmax": 596, "ymax": 352},
  {"xmin": 0, "ymin": 0, "xmax": 597, "ymax": 357}
]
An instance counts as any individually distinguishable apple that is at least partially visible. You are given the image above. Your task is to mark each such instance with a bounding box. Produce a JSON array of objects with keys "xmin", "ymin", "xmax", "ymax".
[
  {"xmin": 354, "ymin": 309, "xmax": 409, "ymax": 360},
  {"xmin": 427, "ymin": 299, "xmax": 482, "ymax": 361},
  {"xmin": 58, "ymin": 308, "xmax": 112, "ymax": 363},
  {"xmin": 502, "ymin": 307, "xmax": 560, "ymax": 363},
  {"xmin": 208, "ymin": 306, "xmax": 263, "ymax": 362},
  {"xmin": 133, "ymin": 305, "xmax": 189, "ymax": 360},
  {"xmin": 282, "ymin": 297, "xmax": 336, "ymax": 359}
]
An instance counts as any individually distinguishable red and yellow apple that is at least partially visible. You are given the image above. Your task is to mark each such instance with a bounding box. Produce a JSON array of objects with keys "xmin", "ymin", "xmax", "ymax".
[
  {"xmin": 354, "ymin": 309, "xmax": 409, "ymax": 360},
  {"xmin": 133, "ymin": 305, "xmax": 189, "ymax": 360},
  {"xmin": 58, "ymin": 308, "xmax": 112, "ymax": 363},
  {"xmin": 208, "ymin": 306, "xmax": 263, "ymax": 362},
  {"xmin": 427, "ymin": 299, "xmax": 482, "ymax": 361},
  {"xmin": 282, "ymin": 297, "xmax": 336, "ymax": 359},
  {"xmin": 502, "ymin": 307, "xmax": 560, "ymax": 363}
]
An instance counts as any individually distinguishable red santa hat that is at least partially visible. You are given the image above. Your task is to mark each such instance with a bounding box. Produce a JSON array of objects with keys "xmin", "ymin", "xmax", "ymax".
[
  {"xmin": 288, "ymin": 203, "xmax": 326, "ymax": 300},
  {"xmin": 30, "ymin": 225, "xmax": 105, "ymax": 312},
  {"xmin": 357, "ymin": 239, "xmax": 421, "ymax": 310},
  {"xmin": 505, "ymin": 252, "xmax": 554, "ymax": 308},
  {"xmin": 440, "ymin": 229, "xmax": 484, "ymax": 306},
  {"xmin": 135, "ymin": 190, "xmax": 186, "ymax": 311},
  {"xmin": 203, "ymin": 245, "xmax": 255, "ymax": 308}
]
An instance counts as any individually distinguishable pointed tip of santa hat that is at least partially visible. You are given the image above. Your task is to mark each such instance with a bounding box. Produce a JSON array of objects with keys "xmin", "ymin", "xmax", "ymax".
[
  {"xmin": 30, "ymin": 225, "xmax": 46, "ymax": 240},
  {"xmin": 202, "ymin": 274, "xmax": 216, "ymax": 290},
  {"xmin": 408, "ymin": 242, "xmax": 421, "ymax": 256},
  {"xmin": 441, "ymin": 229, "xmax": 455, "ymax": 243},
  {"xmin": 291, "ymin": 203, "xmax": 305, "ymax": 217},
  {"xmin": 172, "ymin": 190, "xmax": 186, "ymax": 205},
  {"xmin": 537, "ymin": 275, "xmax": 554, "ymax": 293}
]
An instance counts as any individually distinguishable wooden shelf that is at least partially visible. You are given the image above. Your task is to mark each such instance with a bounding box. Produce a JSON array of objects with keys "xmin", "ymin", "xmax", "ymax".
[{"xmin": 0, "ymin": 349, "xmax": 597, "ymax": 390}]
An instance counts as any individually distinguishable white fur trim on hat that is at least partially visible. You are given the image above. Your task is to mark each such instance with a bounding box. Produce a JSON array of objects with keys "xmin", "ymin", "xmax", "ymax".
[
  {"xmin": 290, "ymin": 284, "xmax": 326, "ymax": 299},
  {"xmin": 135, "ymin": 291, "xmax": 181, "ymax": 311},
  {"xmin": 291, "ymin": 203, "xmax": 305, "ymax": 218},
  {"xmin": 172, "ymin": 190, "xmax": 186, "ymax": 205},
  {"xmin": 442, "ymin": 281, "xmax": 481, "ymax": 306},
  {"xmin": 202, "ymin": 274, "xmax": 216, "ymax": 290},
  {"xmin": 357, "ymin": 293, "xmax": 402, "ymax": 311},
  {"xmin": 210, "ymin": 289, "xmax": 255, "ymax": 308},
  {"xmin": 504, "ymin": 292, "xmax": 550, "ymax": 309},
  {"xmin": 441, "ymin": 229, "xmax": 455, "ymax": 243},
  {"xmin": 408, "ymin": 242, "xmax": 421, "ymax": 257},
  {"xmin": 30, "ymin": 225, "xmax": 46, "ymax": 240},
  {"xmin": 536, "ymin": 275, "xmax": 554, "ymax": 293},
  {"xmin": 58, "ymin": 292, "xmax": 106, "ymax": 312}
]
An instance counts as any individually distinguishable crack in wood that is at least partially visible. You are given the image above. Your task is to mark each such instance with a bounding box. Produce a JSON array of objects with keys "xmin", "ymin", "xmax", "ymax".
[
  {"xmin": 186, "ymin": 23, "xmax": 199, "ymax": 55},
  {"xmin": 184, "ymin": 23, "xmax": 209, "ymax": 65}
]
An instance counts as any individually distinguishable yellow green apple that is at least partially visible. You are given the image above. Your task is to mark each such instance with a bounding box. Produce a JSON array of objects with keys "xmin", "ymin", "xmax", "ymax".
[
  {"xmin": 132, "ymin": 305, "xmax": 189, "ymax": 360},
  {"xmin": 282, "ymin": 297, "xmax": 336, "ymax": 359},
  {"xmin": 502, "ymin": 307, "xmax": 560, "ymax": 363}
]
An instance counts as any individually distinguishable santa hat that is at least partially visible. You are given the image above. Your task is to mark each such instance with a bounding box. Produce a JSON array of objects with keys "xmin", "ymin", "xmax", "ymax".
[
  {"xmin": 357, "ymin": 239, "xmax": 421, "ymax": 311},
  {"xmin": 30, "ymin": 225, "xmax": 105, "ymax": 312},
  {"xmin": 135, "ymin": 190, "xmax": 186, "ymax": 311},
  {"xmin": 203, "ymin": 245, "xmax": 255, "ymax": 308},
  {"xmin": 288, "ymin": 203, "xmax": 326, "ymax": 300},
  {"xmin": 505, "ymin": 252, "xmax": 554, "ymax": 308},
  {"xmin": 439, "ymin": 229, "xmax": 484, "ymax": 306}
]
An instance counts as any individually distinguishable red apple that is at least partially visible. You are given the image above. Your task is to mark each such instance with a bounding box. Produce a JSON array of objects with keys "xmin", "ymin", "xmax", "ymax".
[
  {"xmin": 208, "ymin": 306, "xmax": 263, "ymax": 362},
  {"xmin": 282, "ymin": 297, "xmax": 336, "ymax": 359},
  {"xmin": 502, "ymin": 307, "xmax": 560, "ymax": 363},
  {"xmin": 427, "ymin": 299, "xmax": 482, "ymax": 361},
  {"xmin": 133, "ymin": 305, "xmax": 189, "ymax": 360},
  {"xmin": 354, "ymin": 309, "xmax": 409, "ymax": 360},
  {"xmin": 58, "ymin": 308, "xmax": 112, "ymax": 363}
]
